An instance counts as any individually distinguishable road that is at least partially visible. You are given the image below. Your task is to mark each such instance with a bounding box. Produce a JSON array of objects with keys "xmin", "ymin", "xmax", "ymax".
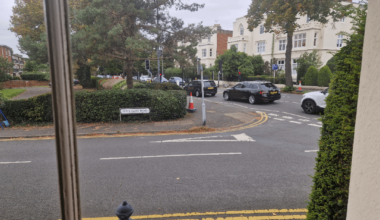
[{"xmin": 0, "ymin": 92, "xmax": 321, "ymax": 219}]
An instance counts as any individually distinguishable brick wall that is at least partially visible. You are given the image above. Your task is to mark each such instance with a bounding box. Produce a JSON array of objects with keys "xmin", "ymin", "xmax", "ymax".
[
  {"xmin": 217, "ymin": 32, "xmax": 233, "ymax": 56},
  {"xmin": 1, "ymin": 80, "xmax": 50, "ymax": 88}
]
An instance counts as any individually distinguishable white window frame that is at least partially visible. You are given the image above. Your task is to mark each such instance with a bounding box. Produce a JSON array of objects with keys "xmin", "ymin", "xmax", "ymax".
[
  {"xmin": 260, "ymin": 25, "xmax": 264, "ymax": 34},
  {"xmin": 257, "ymin": 41, "xmax": 265, "ymax": 54},
  {"xmin": 208, "ymin": 36, "xmax": 211, "ymax": 42},
  {"xmin": 294, "ymin": 33, "xmax": 306, "ymax": 48},
  {"xmin": 243, "ymin": 44, "xmax": 246, "ymax": 53},
  {"xmin": 306, "ymin": 15, "xmax": 311, "ymax": 23},
  {"xmin": 210, "ymin": 49, "xmax": 212, "ymax": 57},
  {"xmin": 278, "ymin": 60, "xmax": 285, "ymax": 71},
  {"xmin": 202, "ymin": 49, "xmax": 206, "ymax": 57},
  {"xmin": 240, "ymin": 25, "xmax": 244, "ymax": 35},
  {"xmin": 314, "ymin": 33, "xmax": 318, "ymax": 47},
  {"xmin": 337, "ymin": 34, "xmax": 344, "ymax": 48},
  {"xmin": 292, "ymin": 59, "xmax": 298, "ymax": 76},
  {"xmin": 279, "ymin": 39, "xmax": 286, "ymax": 51}
]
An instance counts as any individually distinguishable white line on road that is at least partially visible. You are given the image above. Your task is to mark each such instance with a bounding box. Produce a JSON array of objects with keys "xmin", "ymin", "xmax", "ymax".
[
  {"xmin": 100, "ymin": 152, "xmax": 242, "ymax": 160},
  {"xmin": 317, "ymin": 122, "xmax": 322, "ymax": 124},
  {"xmin": 282, "ymin": 112, "xmax": 309, "ymax": 119},
  {"xmin": 298, "ymin": 119, "xmax": 310, "ymax": 122},
  {"xmin": 233, "ymin": 104, "xmax": 249, "ymax": 108},
  {"xmin": 289, "ymin": 121, "xmax": 302, "ymax": 124},
  {"xmin": 268, "ymin": 113, "xmax": 279, "ymax": 116},
  {"xmin": 305, "ymin": 150, "xmax": 319, "ymax": 153},
  {"xmin": 0, "ymin": 161, "xmax": 31, "ymax": 164},
  {"xmin": 282, "ymin": 116, "xmax": 293, "ymax": 119},
  {"xmin": 308, "ymin": 124, "xmax": 322, "ymax": 128},
  {"xmin": 151, "ymin": 133, "xmax": 255, "ymax": 143},
  {"xmin": 273, "ymin": 118, "xmax": 285, "ymax": 121}
]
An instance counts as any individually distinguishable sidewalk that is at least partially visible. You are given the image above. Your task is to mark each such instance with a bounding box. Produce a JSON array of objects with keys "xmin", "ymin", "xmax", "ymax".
[{"xmin": 0, "ymin": 97, "xmax": 261, "ymax": 139}]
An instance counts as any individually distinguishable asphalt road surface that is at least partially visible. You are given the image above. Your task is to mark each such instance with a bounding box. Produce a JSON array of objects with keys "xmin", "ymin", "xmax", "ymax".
[{"xmin": 0, "ymin": 92, "xmax": 321, "ymax": 219}]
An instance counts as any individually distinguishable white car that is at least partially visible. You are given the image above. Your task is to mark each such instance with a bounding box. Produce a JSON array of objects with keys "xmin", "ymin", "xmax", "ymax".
[
  {"xmin": 301, "ymin": 88, "xmax": 329, "ymax": 114},
  {"xmin": 140, "ymin": 76, "xmax": 151, "ymax": 81}
]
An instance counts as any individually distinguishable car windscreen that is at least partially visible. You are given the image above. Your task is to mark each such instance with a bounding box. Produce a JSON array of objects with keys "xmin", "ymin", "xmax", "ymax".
[
  {"xmin": 204, "ymin": 81, "xmax": 216, "ymax": 87},
  {"xmin": 260, "ymin": 83, "xmax": 277, "ymax": 90}
]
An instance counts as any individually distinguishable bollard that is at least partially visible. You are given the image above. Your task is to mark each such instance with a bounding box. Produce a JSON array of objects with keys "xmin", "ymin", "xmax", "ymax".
[{"xmin": 116, "ymin": 201, "xmax": 134, "ymax": 220}]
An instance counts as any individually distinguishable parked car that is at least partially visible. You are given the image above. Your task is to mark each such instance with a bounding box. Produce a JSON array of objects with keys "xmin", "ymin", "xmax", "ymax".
[
  {"xmin": 153, "ymin": 76, "xmax": 168, "ymax": 83},
  {"xmin": 169, "ymin": 77, "xmax": 185, "ymax": 86},
  {"xmin": 73, "ymin": 79, "xmax": 79, "ymax": 85},
  {"xmin": 223, "ymin": 81, "xmax": 281, "ymax": 104},
  {"xmin": 140, "ymin": 75, "xmax": 151, "ymax": 82},
  {"xmin": 184, "ymin": 80, "xmax": 217, "ymax": 97},
  {"xmin": 132, "ymin": 76, "xmax": 137, "ymax": 80},
  {"xmin": 301, "ymin": 88, "xmax": 329, "ymax": 114},
  {"xmin": 96, "ymin": 75, "xmax": 105, "ymax": 78},
  {"xmin": 106, "ymin": 75, "xmax": 112, "ymax": 78}
]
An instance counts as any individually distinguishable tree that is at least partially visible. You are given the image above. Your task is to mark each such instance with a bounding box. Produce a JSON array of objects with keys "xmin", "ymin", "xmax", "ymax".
[
  {"xmin": 326, "ymin": 56, "xmax": 337, "ymax": 74},
  {"xmin": 0, "ymin": 57, "xmax": 14, "ymax": 82},
  {"xmin": 246, "ymin": 0, "xmax": 349, "ymax": 87},
  {"xmin": 296, "ymin": 50, "xmax": 323, "ymax": 82},
  {"xmin": 317, "ymin": 65, "xmax": 333, "ymax": 87},
  {"xmin": 304, "ymin": 66, "xmax": 318, "ymax": 86},
  {"xmin": 72, "ymin": 0, "xmax": 212, "ymax": 89},
  {"xmin": 215, "ymin": 46, "xmax": 264, "ymax": 79},
  {"xmin": 307, "ymin": 3, "xmax": 367, "ymax": 219}
]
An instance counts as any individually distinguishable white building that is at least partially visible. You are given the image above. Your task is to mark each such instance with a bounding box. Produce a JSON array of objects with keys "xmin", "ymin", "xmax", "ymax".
[{"xmin": 227, "ymin": 1, "xmax": 355, "ymax": 80}]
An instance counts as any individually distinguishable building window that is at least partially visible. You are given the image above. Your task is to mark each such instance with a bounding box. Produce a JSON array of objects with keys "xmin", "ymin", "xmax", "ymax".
[
  {"xmin": 294, "ymin": 34, "xmax": 306, "ymax": 48},
  {"xmin": 306, "ymin": 15, "xmax": 310, "ymax": 23},
  {"xmin": 278, "ymin": 60, "xmax": 285, "ymax": 71},
  {"xmin": 279, "ymin": 39, "xmax": 286, "ymax": 51},
  {"xmin": 243, "ymin": 44, "xmax": 246, "ymax": 53},
  {"xmin": 210, "ymin": 64, "xmax": 212, "ymax": 68},
  {"xmin": 257, "ymin": 42, "xmax": 265, "ymax": 54},
  {"xmin": 202, "ymin": 49, "xmax": 206, "ymax": 57},
  {"xmin": 292, "ymin": 59, "xmax": 298, "ymax": 76},
  {"xmin": 340, "ymin": 16, "xmax": 345, "ymax": 22},
  {"xmin": 337, "ymin": 34, "xmax": 344, "ymax": 48},
  {"xmin": 260, "ymin": 25, "xmax": 264, "ymax": 34},
  {"xmin": 210, "ymin": 49, "xmax": 212, "ymax": 57},
  {"xmin": 240, "ymin": 25, "xmax": 244, "ymax": 35},
  {"xmin": 314, "ymin": 33, "xmax": 318, "ymax": 47},
  {"xmin": 208, "ymin": 36, "xmax": 211, "ymax": 42}
]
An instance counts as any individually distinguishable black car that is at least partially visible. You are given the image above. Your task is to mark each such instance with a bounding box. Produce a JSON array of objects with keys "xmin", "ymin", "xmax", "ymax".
[
  {"xmin": 168, "ymin": 77, "xmax": 185, "ymax": 86},
  {"xmin": 223, "ymin": 81, "xmax": 281, "ymax": 104},
  {"xmin": 184, "ymin": 80, "xmax": 217, "ymax": 97}
]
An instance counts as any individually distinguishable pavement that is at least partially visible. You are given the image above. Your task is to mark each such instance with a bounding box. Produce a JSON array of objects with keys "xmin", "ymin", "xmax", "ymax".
[
  {"xmin": 11, "ymin": 86, "xmax": 51, "ymax": 100},
  {"xmin": 0, "ymin": 96, "xmax": 262, "ymax": 139}
]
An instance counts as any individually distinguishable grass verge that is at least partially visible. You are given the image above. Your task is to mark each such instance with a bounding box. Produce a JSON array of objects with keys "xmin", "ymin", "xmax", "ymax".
[{"xmin": 0, "ymin": 89, "xmax": 27, "ymax": 99}]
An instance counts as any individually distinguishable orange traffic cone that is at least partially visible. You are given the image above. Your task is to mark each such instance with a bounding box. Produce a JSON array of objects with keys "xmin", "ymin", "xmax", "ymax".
[
  {"xmin": 187, "ymin": 92, "xmax": 197, "ymax": 113},
  {"xmin": 297, "ymin": 80, "xmax": 303, "ymax": 92}
]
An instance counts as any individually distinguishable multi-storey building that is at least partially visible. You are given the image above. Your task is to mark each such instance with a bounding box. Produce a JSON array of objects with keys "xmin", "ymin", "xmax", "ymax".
[
  {"xmin": 0, "ymin": 45, "xmax": 14, "ymax": 75},
  {"xmin": 177, "ymin": 24, "xmax": 232, "ymax": 69},
  {"xmin": 227, "ymin": 1, "xmax": 355, "ymax": 81},
  {"xmin": 12, "ymin": 54, "xmax": 25, "ymax": 76}
]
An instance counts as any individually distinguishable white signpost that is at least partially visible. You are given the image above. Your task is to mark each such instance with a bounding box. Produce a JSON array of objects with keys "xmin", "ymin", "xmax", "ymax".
[{"xmin": 119, "ymin": 108, "xmax": 150, "ymax": 121}]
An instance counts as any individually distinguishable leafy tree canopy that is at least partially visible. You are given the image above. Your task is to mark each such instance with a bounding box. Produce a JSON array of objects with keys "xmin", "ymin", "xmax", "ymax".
[{"xmin": 296, "ymin": 50, "xmax": 323, "ymax": 82}]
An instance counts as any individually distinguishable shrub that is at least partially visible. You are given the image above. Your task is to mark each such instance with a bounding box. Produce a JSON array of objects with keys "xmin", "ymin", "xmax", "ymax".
[
  {"xmin": 12, "ymin": 76, "xmax": 22, "ymax": 80},
  {"xmin": 317, "ymin": 65, "xmax": 333, "ymax": 87},
  {"xmin": 0, "ymin": 74, "xmax": 13, "ymax": 82},
  {"xmin": 20, "ymin": 72, "xmax": 50, "ymax": 81},
  {"xmin": 282, "ymin": 86, "xmax": 295, "ymax": 92},
  {"xmin": 76, "ymin": 65, "xmax": 91, "ymax": 88},
  {"xmin": 326, "ymin": 56, "xmax": 337, "ymax": 74},
  {"xmin": 134, "ymin": 82, "xmax": 182, "ymax": 91},
  {"xmin": 1, "ymin": 89, "xmax": 187, "ymax": 124},
  {"xmin": 112, "ymin": 80, "xmax": 126, "ymax": 90},
  {"xmin": 307, "ymin": 3, "xmax": 367, "ymax": 219},
  {"xmin": 304, "ymin": 66, "xmax": 318, "ymax": 86},
  {"xmin": 90, "ymin": 76, "xmax": 101, "ymax": 88}
]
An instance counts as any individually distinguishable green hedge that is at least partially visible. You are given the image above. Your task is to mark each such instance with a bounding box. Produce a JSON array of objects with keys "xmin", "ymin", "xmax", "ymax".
[
  {"xmin": 20, "ymin": 72, "xmax": 50, "ymax": 81},
  {"xmin": 90, "ymin": 76, "xmax": 101, "ymax": 88},
  {"xmin": 307, "ymin": 4, "xmax": 366, "ymax": 219},
  {"xmin": 317, "ymin": 65, "xmax": 333, "ymax": 87},
  {"xmin": 12, "ymin": 76, "xmax": 22, "ymax": 80},
  {"xmin": 134, "ymin": 82, "xmax": 182, "ymax": 91},
  {"xmin": 1, "ymin": 89, "xmax": 187, "ymax": 124},
  {"xmin": 304, "ymin": 66, "xmax": 318, "ymax": 86},
  {"xmin": 76, "ymin": 65, "xmax": 91, "ymax": 88},
  {"xmin": 112, "ymin": 80, "xmax": 126, "ymax": 90}
]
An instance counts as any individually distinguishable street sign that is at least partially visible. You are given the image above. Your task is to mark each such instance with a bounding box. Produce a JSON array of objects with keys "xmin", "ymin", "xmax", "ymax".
[
  {"xmin": 272, "ymin": 64, "xmax": 278, "ymax": 70},
  {"xmin": 120, "ymin": 108, "xmax": 150, "ymax": 121}
]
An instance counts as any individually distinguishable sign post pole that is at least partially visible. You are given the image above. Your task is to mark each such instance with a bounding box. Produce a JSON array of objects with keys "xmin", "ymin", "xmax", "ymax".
[{"xmin": 198, "ymin": 58, "xmax": 206, "ymax": 126}]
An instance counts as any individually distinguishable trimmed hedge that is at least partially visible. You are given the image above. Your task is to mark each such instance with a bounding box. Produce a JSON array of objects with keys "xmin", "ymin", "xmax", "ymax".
[
  {"xmin": 76, "ymin": 65, "xmax": 91, "ymax": 88},
  {"xmin": 20, "ymin": 72, "xmax": 50, "ymax": 81},
  {"xmin": 1, "ymin": 89, "xmax": 187, "ymax": 124},
  {"xmin": 317, "ymin": 65, "xmax": 333, "ymax": 87},
  {"xmin": 12, "ymin": 76, "xmax": 22, "ymax": 80},
  {"xmin": 112, "ymin": 80, "xmax": 126, "ymax": 90},
  {"xmin": 304, "ymin": 66, "xmax": 318, "ymax": 86},
  {"xmin": 306, "ymin": 4, "xmax": 366, "ymax": 220},
  {"xmin": 134, "ymin": 82, "xmax": 182, "ymax": 91}
]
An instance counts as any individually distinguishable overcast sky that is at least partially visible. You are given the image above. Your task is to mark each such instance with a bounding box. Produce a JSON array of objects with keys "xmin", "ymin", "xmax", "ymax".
[{"xmin": 0, "ymin": 0, "xmax": 360, "ymax": 58}]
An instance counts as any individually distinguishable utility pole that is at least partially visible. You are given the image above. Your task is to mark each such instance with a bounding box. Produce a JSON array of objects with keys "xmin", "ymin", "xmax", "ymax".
[
  {"xmin": 198, "ymin": 58, "xmax": 206, "ymax": 126},
  {"xmin": 157, "ymin": 49, "xmax": 161, "ymax": 82},
  {"xmin": 162, "ymin": 54, "xmax": 164, "ymax": 82}
]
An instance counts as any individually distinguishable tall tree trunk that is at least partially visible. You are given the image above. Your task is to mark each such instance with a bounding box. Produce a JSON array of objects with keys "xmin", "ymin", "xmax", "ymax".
[
  {"xmin": 125, "ymin": 59, "xmax": 133, "ymax": 89},
  {"xmin": 285, "ymin": 33, "xmax": 293, "ymax": 87}
]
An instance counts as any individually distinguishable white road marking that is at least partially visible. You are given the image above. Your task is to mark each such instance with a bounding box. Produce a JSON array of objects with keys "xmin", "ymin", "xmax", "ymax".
[
  {"xmin": 308, "ymin": 124, "xmax": 322, "ymax": 128},
  {"xmin": 273, "ymin": 118, "xmax": 285, "ymax": 121},
  {"xmin": 282, "ymin": 112, "xmax": 308, "ymax": 119},
  {"xmin": 150, "ymin": 133, "xmax": 255, "ymax": 143},
  {"xmin": 317, "ymin": 122, "xmax": 322, "ymax": 125},
  {"xmin": 100, "ymin": 152, "xmax": 242, "ymax": 160},
  {"xmin": 290, "ymin": 121, "xmax": 302, "ymax": 124},
  {"xmin": 268, "ymin": 113, "xmax": 279, "ymax": 116},
  {"xmin": 0, "ymin": 161, "xmax": 31, "ymax": 164},
  {"xmin": 293, "ymin": 102, "xmax": 299, "ymax": 104},
  {"xmin": 305, "ymin": 150, "xmax": 319, "ymax": 153},
  {"xmin": 282, "ymin": 116, "xmax": 293, "ymax": 119},
  {"xmin": 299, "ymin": 119, "xmax": 310, "ymax": 122},
  {"xmin": 233, "ymin": 104, "xmax": 248, "ymax": 108}
]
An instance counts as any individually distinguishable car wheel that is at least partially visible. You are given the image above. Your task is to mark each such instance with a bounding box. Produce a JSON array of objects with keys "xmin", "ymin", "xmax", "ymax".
[
  {"xmin": 195, "ymin": 90, "xmax": 201, "ymax": 97},
  {"xmin": 303, "ymin": 100, "xmax": 316, "ymax": 114},
  {"xmin": 224, "ymin": 92, "xmax": 229, "ymax": 101},
  {"xmin": 249, "ymin": 95, "xmax": 256, "ymax": 104}
]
